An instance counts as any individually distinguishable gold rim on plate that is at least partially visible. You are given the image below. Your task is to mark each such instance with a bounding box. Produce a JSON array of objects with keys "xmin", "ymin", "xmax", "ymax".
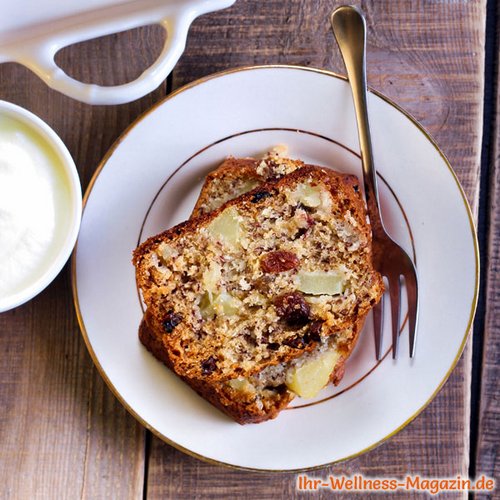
[{"xmin": 71, "ymin": 64, "xmax": 480, "ymax": 472}]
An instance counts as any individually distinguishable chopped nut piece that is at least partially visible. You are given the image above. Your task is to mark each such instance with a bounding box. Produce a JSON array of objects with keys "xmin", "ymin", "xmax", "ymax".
[{"xmin": 158, "ymin": 242, "xmax": 178, "ymax": 261}]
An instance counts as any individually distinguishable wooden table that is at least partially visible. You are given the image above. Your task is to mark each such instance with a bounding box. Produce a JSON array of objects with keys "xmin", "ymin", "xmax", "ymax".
[{"xmin": 0, "ymin": 1, "xmax": 497, "ymax": 498}]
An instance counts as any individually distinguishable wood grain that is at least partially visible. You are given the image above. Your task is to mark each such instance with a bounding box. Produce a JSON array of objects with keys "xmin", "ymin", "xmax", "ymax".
[
  {"xmin": 0, "ymin": 1, "xmax": 490, "ymax": 498},
  {"xmin": 475, "ymin": 13, "xmax": 500, "ymax": 495},
  {"xmin": 146, "ymin": 1, "xmax": 485, "ymax": 498},
  {"xmin": 0, "ymin": 26, "xmax": 166, "ymax": 499}
]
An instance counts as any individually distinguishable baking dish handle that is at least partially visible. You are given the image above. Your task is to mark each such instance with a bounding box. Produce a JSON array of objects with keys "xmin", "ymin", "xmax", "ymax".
[{"xmin": 16, "ymin": 14, "xmax": 191, "ymax": 105}]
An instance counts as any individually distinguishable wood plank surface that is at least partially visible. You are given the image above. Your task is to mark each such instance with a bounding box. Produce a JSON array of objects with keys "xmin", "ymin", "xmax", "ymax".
[
  {"xmin": 146, "ymin": 1, "xmax": 485, "ymax": 498},
  {"xmin": 0, "ymin": 26, "xmax": 166, "ymax": 499},
  {"xmin": 0, "ymin": 1, "xmax": 491, "ymax": 499},
  {"xmin": 475, "ymin": 11, "xmax": 500, "ymax": 495}
]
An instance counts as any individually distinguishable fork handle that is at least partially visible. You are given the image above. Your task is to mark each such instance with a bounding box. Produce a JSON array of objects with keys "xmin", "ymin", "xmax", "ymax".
[{"xmin": 330, "ymin": 6, "xmax": 383, "ymax": 234}]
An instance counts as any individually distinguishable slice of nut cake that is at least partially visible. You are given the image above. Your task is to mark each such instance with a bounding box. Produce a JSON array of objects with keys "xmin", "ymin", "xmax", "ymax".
[{"xmin": 133, "ymin": 166, "xmax": 383, "ymax": 422}]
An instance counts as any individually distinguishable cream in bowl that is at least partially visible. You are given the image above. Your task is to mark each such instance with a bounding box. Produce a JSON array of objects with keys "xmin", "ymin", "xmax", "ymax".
[{"xmin": 0, "ymin": 101, "xmax": 81, "ymax": 312}]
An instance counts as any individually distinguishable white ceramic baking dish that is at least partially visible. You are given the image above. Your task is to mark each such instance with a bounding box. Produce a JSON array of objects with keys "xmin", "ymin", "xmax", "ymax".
[{"xmin": 0, "ymin": 0, "xmax": 235, "ymax": 105}]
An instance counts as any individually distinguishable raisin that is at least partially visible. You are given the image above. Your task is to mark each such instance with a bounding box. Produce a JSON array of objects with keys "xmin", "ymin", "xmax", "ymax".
[
  {"xmin": 201, "ymin": 356, "xmax": 217, "ymax": 375},
  {"xmin": 162, "ymin": 311, "xmax": 182, "ymax": 333},
  {"xmin": 251, "ymin": 190, "xmax": 272, "ymax": 203},
  {"xmin": 274, "ymin": 383, "xmax": 288, "ymax": 394},
  {"xmin": 294, "ymin": 202, "xmax": 314, "ymax": 214},
  {"xmin": 284, "ymin": 335, "xmax": 308, "ymax": 349},
  {"xmin": 307, "ymin": 321, "xmax": 323, "ymax": 343},
  {"xmin": 264, "ymin": 383, "xmax": 288, "ymax": 394},
  {"xmin": 267, "ymin": 342, "xmax": 280, "ymax": 351},
  {"xmin": 274, "ymin": 292, "xmax": 311, "ymax": 326},
  {"xmin": 243, "ymin": 332, "xmax": 257, "ymax": 347},
  {"xmin": 261, "ymin": 250, "xmax": 299, "ymax": 273},
  {"xmin": 293, "ymin": 227, "xmax": 308, "ymax": 240}
]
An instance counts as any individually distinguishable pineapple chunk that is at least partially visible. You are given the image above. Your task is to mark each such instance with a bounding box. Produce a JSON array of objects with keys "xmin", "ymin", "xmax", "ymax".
[
  {"xmin": 289, "ymin": 182, "xmax": 322, "ymax": 208},
  {"xmin": 286, "ymin": 350, "xmax": 341, "ymax": 398},
  {"xmin": 202, "ymin": 262, "xmax": 222, "ymax": 299},
  {"xmin": 199, "ymin": 292, "xmax": 241, "ymax": 318},
  {"xmin": 213, "ymin": 292, "xmax": 242, "ymax": 316},
  {"xmin": 296, "ymin": 270, "xmax": 345, "ymax": 295},
  {"xmin": 228, "ymin": 377, "xmax": 256, "ymax": 394},
  {"xmin": 207, "ymin": 207, "xmax": 242, "ymax": 248},
  {"xmin": 199, "ymin": 293, "xmax": 215, "ymax": 319},
  {"xmin": 236, "ymin": 179, "xmax": 260, "ymax": 196}
]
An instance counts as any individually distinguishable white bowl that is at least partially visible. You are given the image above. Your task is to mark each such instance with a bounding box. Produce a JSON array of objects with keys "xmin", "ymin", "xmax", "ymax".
[{"xmin": 0, "ymin": 101, "xmax": 81, "ymax": 312}]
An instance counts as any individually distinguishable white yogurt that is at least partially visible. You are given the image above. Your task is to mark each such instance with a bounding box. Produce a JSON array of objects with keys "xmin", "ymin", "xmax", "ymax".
[{"xmin": 0, "ymin": 114, "xmax": 72, "ymax": 299}]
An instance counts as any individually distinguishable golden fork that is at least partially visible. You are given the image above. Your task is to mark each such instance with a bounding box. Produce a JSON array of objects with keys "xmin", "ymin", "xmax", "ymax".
[{"xmin": 331, "ymin": 5, "xmax": 419, "ymax": 358}]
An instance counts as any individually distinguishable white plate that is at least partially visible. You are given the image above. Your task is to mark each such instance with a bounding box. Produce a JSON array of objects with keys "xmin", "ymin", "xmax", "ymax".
[{"xmin": 73, "ymin": 66, "xmax": 479, "ymax": 471}]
